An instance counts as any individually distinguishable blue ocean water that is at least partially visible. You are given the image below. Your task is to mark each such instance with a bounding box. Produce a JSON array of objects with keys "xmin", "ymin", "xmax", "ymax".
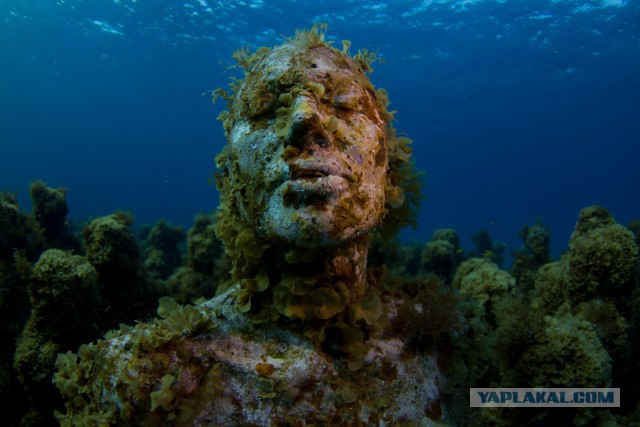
[{"xmin": 1, "ymin": 0, "xmax": 639, "ymax": 258}]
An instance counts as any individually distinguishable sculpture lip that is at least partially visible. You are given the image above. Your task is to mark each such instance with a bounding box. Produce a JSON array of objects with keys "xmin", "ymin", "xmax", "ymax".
[{"xmin": 289, "ymin": 159, "xmax": 353, "ymax": 182}]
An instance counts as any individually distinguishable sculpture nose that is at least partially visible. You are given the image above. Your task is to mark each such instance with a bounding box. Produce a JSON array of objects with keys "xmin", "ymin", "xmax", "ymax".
[{"xmin": 284, "ymin": 96, "xmax": 330, "ymax": 149}]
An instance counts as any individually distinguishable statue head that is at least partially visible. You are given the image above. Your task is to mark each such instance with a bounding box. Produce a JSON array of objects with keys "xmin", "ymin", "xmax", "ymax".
[
  {"xmin": 211, "ymin": 25, "xmax": 421, "ymax": 334},
  {"xmin": 215, "ymin": 25, "xmax": 418, "ymax": 250}
]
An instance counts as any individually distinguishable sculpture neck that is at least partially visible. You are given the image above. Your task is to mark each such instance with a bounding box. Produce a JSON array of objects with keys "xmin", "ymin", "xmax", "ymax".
[
  {"xmin": 321, "ymin": 234, "xmax": 370, "ymax": 298},
  {"xmin": 266, "ymin": 234, "xmax": 372, "ymax": 322}
]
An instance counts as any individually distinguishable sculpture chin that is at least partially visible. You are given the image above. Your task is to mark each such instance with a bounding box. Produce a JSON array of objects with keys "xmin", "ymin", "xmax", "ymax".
[{"xmin": 257, "ymin": 183, "xmax": 372, "ymax": 248}]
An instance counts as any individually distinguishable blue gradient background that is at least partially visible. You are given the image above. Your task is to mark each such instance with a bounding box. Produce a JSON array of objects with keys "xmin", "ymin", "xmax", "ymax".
[{"xmin": 1, "ymin": 0, "xmax": 639, "ymax": 257}]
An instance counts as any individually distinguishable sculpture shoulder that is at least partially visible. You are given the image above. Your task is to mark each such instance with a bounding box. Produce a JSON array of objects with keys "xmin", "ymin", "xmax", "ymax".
[{"xmin": 54, "ymin": 286, "xmax": 443, "ymax": 426}]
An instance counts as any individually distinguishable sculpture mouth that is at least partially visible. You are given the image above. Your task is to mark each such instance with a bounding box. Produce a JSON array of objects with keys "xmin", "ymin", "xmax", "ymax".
[
  {"xmin": 291, "ymin": 168, "xmax": 328, "ymax": 180},
  {"xmin": 289, "ymin": 159, "xmax": 354, "ymax": 183},
  {"xmin": 282, "ymin": 162, "xmax": 349, "ymax": 207}
]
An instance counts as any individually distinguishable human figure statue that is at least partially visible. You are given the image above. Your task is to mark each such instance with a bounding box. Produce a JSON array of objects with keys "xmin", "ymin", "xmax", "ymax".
[
  {"xmin": 54, "ymin": 26, "xmax": 441, "ymax": 426},
  {"xmin": 212, "ymin": 25, "xmax": 416, "ymax": 331}
]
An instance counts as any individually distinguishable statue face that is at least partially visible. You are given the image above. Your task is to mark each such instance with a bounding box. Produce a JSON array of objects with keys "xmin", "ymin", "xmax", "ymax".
[{"xmin": 226, "ymin": 45, "xmax": 388, "ymax": 247}]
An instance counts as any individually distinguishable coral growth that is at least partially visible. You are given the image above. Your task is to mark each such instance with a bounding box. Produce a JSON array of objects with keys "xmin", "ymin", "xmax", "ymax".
[
  {"xmin": 84, "ymin": 212, "xmax": 160, "ymax": 329},
  {"xmin": 450, "ymin": 206, "xmax": 640, "ymax": 426},
  {"xmin": 567, "ymin": 206, "xmax": 637, "ymax": 302},
  {"xmin": 515, "ymin": 314, "xmax": 611, "ymax": 387},
  {"xmin": 29, "ymin": 181, "xmax": 71, "ymax": 247},
  {"xmin": 452, "ymin": 257, "xmax": 515, "ymax": 308},
  {"xmin": 166, "ymin": 214, "xmax": 228, "ymax": 304},
  {"xmin": 532, "ymin": 260, "xmax": 567, "ymax": 314},
  {"xmin": 421, "ymin": 228, "xmax": 464, "ymax": 283},
  {"xmin": 0, "ymin": 192, "xmax": 43, "ymax": 259},
  {"xmin": 143, "ymin": 220, "xmax": 186, "ymax": 280},
  {"xmin": 0, "ymin": 182, "xmax": 238, "ymax": 425},
  {"xmin": 13, "ymin": 249, "xmax": 100, "ymax": 424},
  {"xmin": 0, "ymin": 192, "xmax": 42, "ymax": 426},
  {"xmin": 470, "ymin": 229, "xmax": 507, "ymax": 267},
  {"xmin": 511, "ymin": 220, "xmax": 551, "ymax": 291}
]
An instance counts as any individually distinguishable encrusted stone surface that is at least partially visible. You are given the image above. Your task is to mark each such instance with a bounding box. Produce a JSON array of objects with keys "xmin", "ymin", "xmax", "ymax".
[{"xmin": 86, "ymin": 287, "xmax": 443, "ymax": 426}]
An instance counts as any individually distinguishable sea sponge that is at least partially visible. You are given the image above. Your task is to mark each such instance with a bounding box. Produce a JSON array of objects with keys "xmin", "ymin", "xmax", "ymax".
[
  {"xmin": 572, "ymin": 205, "xmax": 616, "ymax": 235},
  {"xmin": 575, "ymin": 299, "xmax": 629, "ymax": 362},
  {"xmin": 165, "ymin": 214, "xmax": 228, "ymax": 304},
  {"xmin": 0, "ymin": 192, "xmax": 43, "ymax": 259},
  {"xmin": 492, "ymin": 294, "xmax": 547, "ymax": 387},
  {"xmin": 452, "ymin": 258, "xmax": 515, "ymax": 308},
  {"xmin": 470, "ymin": 230, "xmax": 507, "ymax": 267},
  {"xmin": 14, "ymin": 249, "xmax": 100, "ymax": 426},
  {"xmin": 511, "ymin": 221, "xmax": 552, "ymax": 292},
  {"xmin": 187, "ymin": 214, "xmax": 224, "ymax": 275},
  {"xmin": 29, "ymin": 180, "xmax": 69, "ymax": 244},
  {"xmin": 515, "ymin": 314, "xmax": 611, "ymax": 387},
  {"xmin": 520, "ymin": 220, "xmax": 551, "ymax": 264},
  {"xmin": 83, "ymin": 212, "xmax": 159, "ymax": 330},
  {"xmin": 566, "ymin": 206, "xmax": 637, "ymax": 302},
  {"xmin": 143, "ymin": 220, "xmax": 185, "ymax": 280},
  {"xmin": 421, "ymin": 228, "xmax": 463, "ymax": 283},
  {"xmin": 83, "ymin": 211, "xmax": 141, "ymax": 276},
  {"xmin": 532, "ymin": 260, "xmax": 568, "ymax": 314},
  {"xmin": 389, "ymin": 275, "xmax": 459, "ymax": 352},
  {"xmin": 26, "ymin": 249, "xmax": 99, "ymax": 341}
]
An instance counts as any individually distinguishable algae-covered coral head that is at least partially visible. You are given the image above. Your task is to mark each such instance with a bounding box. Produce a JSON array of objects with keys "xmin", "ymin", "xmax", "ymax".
[{"xmin": 218, "ymin": 28, "xmax": 398, "ymax": 248}]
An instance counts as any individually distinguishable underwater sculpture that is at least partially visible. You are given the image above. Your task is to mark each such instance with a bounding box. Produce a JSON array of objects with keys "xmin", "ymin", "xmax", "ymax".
[
  {"xmin": 53, "ymin": 26, "xmax": 441, "ymax": 426},
  {"xmin": 41, "ymin": 25, "xmax": 640, "ymax": 426},
  {"xmin": 212, "ymin": 25, "xmax": 419, "ymax": 327}
]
